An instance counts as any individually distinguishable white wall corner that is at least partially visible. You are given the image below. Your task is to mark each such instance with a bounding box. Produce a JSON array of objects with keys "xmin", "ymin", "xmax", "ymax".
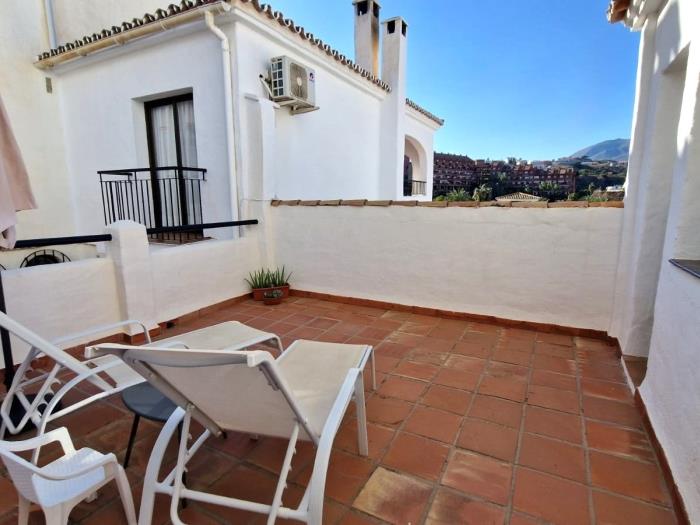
[{"xmin": 106, "ymin": 220, "xmax": 158, "ymax": 333}]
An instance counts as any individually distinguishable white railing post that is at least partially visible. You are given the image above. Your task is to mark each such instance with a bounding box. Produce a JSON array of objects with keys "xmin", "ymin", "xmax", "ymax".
[{"xmin": 106, "ymin": 221, "xmax": 158, "ymax": 336}]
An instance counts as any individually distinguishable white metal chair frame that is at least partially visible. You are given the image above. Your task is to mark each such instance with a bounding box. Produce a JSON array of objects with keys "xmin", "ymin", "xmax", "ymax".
[
  {"xmin": 93, "ymin": 341, "xmax": 374, "ymax": 525},
  {"xmin": 0, "ymin": 313, "xmax": 285, "ymax": 457},
  {"xmin": 0, "ymin": 312, "xmax": 152, "ymax": 445},
  {"xmin": 0, "ymin": 427, "xmax": 136, "ymax": 525}
]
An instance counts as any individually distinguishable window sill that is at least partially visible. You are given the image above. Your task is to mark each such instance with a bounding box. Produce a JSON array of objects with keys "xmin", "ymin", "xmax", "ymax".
[{"xmin": 670, "ymin": 259, "xmax": 700, "ymax": 279}]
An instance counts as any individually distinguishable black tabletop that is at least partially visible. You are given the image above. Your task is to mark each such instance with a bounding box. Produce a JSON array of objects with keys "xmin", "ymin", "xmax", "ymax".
[{"xmin": 121, "ymin": 382, "xmax": 177, "ymax": 422}]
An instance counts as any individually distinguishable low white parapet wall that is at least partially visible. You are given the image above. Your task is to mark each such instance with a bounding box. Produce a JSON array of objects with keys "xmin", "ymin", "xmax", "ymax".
[
  {"xmin": 2, "ymin": 257, "xmax": 122, "ymax": 364},
  {"xmin": 268, "ymin": 203, "xmax": 624, "ymax": 332},
  {"xmin": 151, "ymin": 235, "xmax": 262, "ymax": 322},
  {"xmin": 1, "ymin": 221, "xmax": 263, "ymax": 366}
]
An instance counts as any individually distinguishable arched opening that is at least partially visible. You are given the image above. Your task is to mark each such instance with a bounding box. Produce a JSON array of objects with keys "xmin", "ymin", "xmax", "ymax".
[{"xmin": 403, "ymin": 136, "xmax": 427, "ymax": 196}]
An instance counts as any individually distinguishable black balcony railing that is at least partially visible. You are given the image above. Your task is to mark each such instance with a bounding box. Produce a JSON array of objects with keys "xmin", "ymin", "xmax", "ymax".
[
  {"xmin": 403, "ymin": 179, "xmax": 427, "ymax": 196},
  {"xmin": 99, "ymin": 167, "xmax": 206, "ymax": 231}
]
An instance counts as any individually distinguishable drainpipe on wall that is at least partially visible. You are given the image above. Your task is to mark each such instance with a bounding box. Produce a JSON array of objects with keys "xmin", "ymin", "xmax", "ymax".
[
  {"xmin": 205, "ymin": 9, "xmax": 242, "ymax": 232},
  {"xmin": 43, "ymin": 0, "xmax": 58, "ymax": 49}
]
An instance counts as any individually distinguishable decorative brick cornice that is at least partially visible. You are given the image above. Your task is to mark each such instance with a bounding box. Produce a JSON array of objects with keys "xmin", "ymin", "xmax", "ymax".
[{"xmin": 270, "ymin": 199, "xmax": 624, "ymax": 209}]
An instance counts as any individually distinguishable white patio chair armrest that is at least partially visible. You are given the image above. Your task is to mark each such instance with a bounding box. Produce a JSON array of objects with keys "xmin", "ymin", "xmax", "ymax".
[
  {"xmin": 39, "ymin": 452, "xmax": 117, "ymax": 481},
  {"xmin": 0, "ymin": 427, "xmax": 75, "ymax": 455},
  {"xmin": 40, "ymin": 357, "xmax": 128, "ymax": 418},
  {"xmin": 51, "ymin": 319, "xmax": 152, "ymax": 353}
]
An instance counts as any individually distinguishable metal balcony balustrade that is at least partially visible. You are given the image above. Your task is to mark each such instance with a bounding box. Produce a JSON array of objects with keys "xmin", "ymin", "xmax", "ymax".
[{"xmin": 98, "ymin": 167, "xmax": 206, "ymax": 232}]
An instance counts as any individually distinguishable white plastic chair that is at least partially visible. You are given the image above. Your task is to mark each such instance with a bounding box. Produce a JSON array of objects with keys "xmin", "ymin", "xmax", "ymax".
[
  {"xmin": 92, "ymin": 339, "xmax": 375, "ymax": 525},
  {"xmin": 0, "ymin": 312, "xmax": 284, "ymax": 451},
  {"xmin": 0, "ymin": 427, "xmax": 136, "ymax": 525}
]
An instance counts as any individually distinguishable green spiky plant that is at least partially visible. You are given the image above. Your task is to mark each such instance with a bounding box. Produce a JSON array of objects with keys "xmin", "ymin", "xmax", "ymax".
[
  {"xmin": 269, "ymin": 266, "xmax": 292, "ymax": 287},
  {"xmin": 245, "ymin": 268, "xmax": 272, "ymax": 290}
]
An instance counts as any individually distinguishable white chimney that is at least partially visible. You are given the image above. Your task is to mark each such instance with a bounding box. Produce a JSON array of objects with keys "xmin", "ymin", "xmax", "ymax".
[
  {"xmin": 381, "ymin": 16, "xmax": 407, "ymax": 90},
  {"xmin": 378, "ymin": 16, "xmax": 408, "ymax": 199},
  {"xmin": 353, "ymin": 0, "xmax": 380, "ymax": 77}
]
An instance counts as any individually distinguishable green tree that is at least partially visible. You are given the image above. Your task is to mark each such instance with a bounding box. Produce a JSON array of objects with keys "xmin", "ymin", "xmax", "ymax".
[
  {"xmin": 472, "ymin": 184, "xmax": 492, "ymax": 202},
  {"xmin": 446, "ymin": 188, "xmax": 472, "ymax": 202}
]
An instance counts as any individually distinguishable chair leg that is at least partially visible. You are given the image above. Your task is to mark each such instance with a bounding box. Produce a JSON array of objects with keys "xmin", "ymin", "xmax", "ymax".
[
  {"xmin": 42, "ymin": 505, "xmax": 67, "ymax": 525},
  {"xmin": 113, "ymin": 465, "xmax": 137, "ymax": 525},
  {"xmin": 370, "ymin": 350, "xmax": 377, "ymax": 390},
  {"xmin": 140, "ymin": 408, "xmax": 185, "ymax": 525},
  {"xmin": 354, "ymin": 373, "xmax": 369, "ymax": 456},
  {"xmin": 17, "ymin": 495, "xmax": 30, "ymax": 525},
  {"xmin": 123, "ymin": 414, "xmax": 141, "ymax": 468}
]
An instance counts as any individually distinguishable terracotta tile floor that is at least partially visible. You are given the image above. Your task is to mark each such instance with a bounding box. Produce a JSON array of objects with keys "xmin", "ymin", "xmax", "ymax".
[{"xmin": 0, "ymin": 297, "xmax": 680, "ymax": 524}]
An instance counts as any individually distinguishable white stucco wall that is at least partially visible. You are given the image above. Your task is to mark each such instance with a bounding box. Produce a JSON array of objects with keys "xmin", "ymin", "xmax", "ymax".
[
  {"xmin": 0, "ymin": 2, "xmax": 75, "ymax": 238},
  {"xmin": 151, "ymin": 235, "xmax": 263, "ymax": 322},
  {"xmin": 640, "ymin": 264, "xmax": 700, "ymax": 521},
  {"xmin": 51, "ymin": 0, "xmax": 167, "ymax": 45},
  {"xmin": 611, "ymin": 0, "xmax": 700, "ymax": 519},
  {"xmin": 609, "ymin": 0, "xmax": 697, "ymax": 357},
  {"xmin": 1, "ymin": 258, "xmax": 122, "ymax": 363},
  {"xmin": 269, "ymin": 206, "xmax": 622, "ymax": 331},
  {"xmin": 53, "ymin": 27, "xmax": 233, "ymax": 235},
  {"xmin": 233, "ymin": 14, "xmax": 385, "ymax": 200}
]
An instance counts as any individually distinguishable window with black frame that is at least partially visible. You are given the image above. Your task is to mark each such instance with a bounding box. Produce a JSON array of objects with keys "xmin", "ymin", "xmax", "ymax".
[{"xmin": 144, "ymin": 94, "xmax": 203, "ymax": 231}]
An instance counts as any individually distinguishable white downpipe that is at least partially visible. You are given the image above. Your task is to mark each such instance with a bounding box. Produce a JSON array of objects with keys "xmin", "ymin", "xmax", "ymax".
[
  {"xmin": 43, "ymin": 0, "xmax": 58, "ymax": 49},
  {"xmin": 205, "ymin": 10, "xmax": 241, "ymax": 229}
]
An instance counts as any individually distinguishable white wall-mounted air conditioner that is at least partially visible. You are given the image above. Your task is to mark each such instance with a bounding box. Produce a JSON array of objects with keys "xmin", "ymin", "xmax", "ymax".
[{"xmin": 269, "ymin": 56, "xmax": 318, "ymax": 114}]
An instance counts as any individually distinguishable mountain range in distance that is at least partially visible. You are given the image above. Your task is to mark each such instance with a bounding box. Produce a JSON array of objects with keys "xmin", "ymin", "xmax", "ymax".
[{"xmin": 568, "ymin": 138, "xmax": 630, "ymax": 162}]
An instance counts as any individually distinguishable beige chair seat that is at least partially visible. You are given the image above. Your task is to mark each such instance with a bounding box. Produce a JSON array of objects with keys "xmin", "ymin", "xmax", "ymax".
[{"xmin": 277, "ymin": 340, "xmax": 372, "ymax": 436}]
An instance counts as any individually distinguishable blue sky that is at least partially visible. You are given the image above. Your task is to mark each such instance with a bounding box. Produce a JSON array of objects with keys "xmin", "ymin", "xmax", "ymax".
[{"xmin": 269, "ymin": 0, "xmax": 640, "ymax": 160}]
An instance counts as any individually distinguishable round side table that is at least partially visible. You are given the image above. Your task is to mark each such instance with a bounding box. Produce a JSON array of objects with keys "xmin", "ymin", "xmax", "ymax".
[{"xmin": 120, "ymin": 382, "xmax": 177, "ymax": 468}]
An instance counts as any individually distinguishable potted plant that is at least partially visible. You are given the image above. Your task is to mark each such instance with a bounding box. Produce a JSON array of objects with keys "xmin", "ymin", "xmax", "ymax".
[
  {"xmin": 269, "ymin": 266, "xmax": 292, "ymax": 298},
  {"xmin": 246, "ymin": 266, "xmax": 292, "ymax": 301},
  {"xmin": 263, "ymin": 288, "xmax": 284, "ymax": 305}
]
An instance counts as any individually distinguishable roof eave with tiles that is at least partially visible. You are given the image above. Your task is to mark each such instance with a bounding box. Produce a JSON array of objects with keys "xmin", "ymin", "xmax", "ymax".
[
  {"xmin": 406, "ymin": 99, "xmax": 445, "ymax": 126},
  {"xmin": 34, "ymin": 0, "xmax": 391, "ymax": 92}
]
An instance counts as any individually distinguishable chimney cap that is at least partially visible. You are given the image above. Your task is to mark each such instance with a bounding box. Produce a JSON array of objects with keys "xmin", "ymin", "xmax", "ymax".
[
  {"xmin": 352, "ymin": 0, "xmax": 381, "ymax": 6},
  {"xmin": 382, "ymin": 16, "xmax": 406, "ymax": 25},
  {"xmin": 382, "ymin": 16, "xmax": 408, "ymax": 36}
]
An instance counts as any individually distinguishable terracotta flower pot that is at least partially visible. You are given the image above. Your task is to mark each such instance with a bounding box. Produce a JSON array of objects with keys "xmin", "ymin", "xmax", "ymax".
[
  {"xmin": 263, "ymin": 296, "xmax": 283, "ymax": 305},
  {"xmin": 252, "ymin": 284, "xmax": 290, "ymax": 301}
]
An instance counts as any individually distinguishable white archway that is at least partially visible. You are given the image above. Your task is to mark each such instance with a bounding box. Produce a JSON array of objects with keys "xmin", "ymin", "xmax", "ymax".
[{"xmin": 403, "ymin": 135, "xmax": 427, "ymax": 196}]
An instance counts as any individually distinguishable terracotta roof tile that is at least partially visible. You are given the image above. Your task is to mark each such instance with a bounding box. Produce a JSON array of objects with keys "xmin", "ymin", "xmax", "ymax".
[
  {"xmin": 406, "ymin": 98, "xmax": 444, "ymax": 126},
  {"xmin": 35, "ymin": 0, "xmax": 391, "ymax": 92}
]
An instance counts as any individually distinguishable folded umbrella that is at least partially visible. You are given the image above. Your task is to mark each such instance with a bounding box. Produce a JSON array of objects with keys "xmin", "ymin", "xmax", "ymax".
[{"xmin": 0, "ymin": 93, "xmax": 36, "ymax": 249}]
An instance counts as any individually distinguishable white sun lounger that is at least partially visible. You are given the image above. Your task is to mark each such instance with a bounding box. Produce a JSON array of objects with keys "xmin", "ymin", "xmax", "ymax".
[
  {"xmin": 0, "ymin": 312, "xmax": 283, "ymax": 445},
  {"xmin": 92, "ymin": 339, "xmax": 374, "ymax": 525}
]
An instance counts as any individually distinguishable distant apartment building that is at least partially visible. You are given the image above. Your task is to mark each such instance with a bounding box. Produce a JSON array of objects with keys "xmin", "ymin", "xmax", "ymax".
[{"xmin": 433, "ymin": 153, "xmax": 575, "ymax": 197}]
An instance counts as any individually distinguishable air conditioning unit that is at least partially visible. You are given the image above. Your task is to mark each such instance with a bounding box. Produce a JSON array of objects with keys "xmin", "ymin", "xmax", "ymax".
[{"xmin": 269, "ymin": 56, "xmax": 318, "ymax": 114}]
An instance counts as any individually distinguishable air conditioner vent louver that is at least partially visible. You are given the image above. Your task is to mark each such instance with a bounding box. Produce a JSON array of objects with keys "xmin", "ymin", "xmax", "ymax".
[
  {"xmin": 269, "ymin": 56, "xmax": 316, "ymax": 112},
  {"xmin": 290, "ymin": 62, "xmax": 308, "ymax": 99}
]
